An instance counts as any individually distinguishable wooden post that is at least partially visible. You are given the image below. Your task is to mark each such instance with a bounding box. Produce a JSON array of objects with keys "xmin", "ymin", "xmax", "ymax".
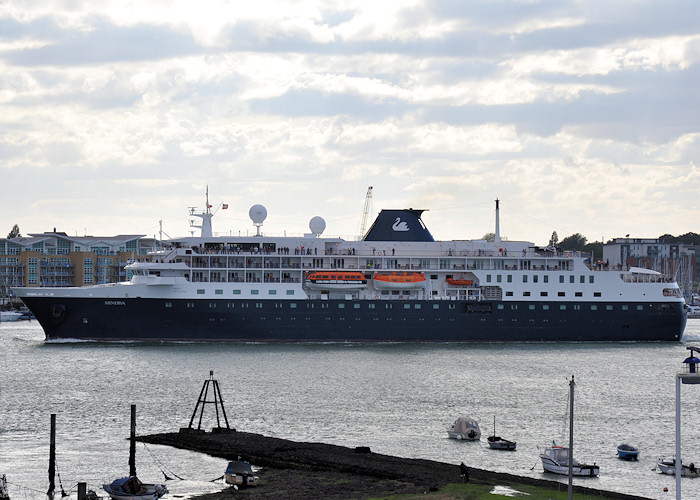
[
  {"xmin": 129, "ymin": 404, "xmax": 136, "ymax": 477},
  {"xmin": 77, "ymin": 482, "xmax": 87, "ymax": 500},
  {"xmin": 47, "ymin": 413, "xmax": 56, "ymax": 498}
]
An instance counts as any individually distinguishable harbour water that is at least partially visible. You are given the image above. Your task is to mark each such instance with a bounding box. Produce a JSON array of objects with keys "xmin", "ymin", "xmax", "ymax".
[{"xmin": 1, "ymin": 321, "xmax": 700, "ymax": 499}]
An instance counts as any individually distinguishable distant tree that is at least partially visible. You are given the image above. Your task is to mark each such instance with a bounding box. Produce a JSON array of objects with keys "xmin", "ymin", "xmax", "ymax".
[
  {"xmin": 549, "ymin": 231, "xmax": 559, "ymax": 247},
  {"xmin": 559, "ymin": 233, "xmax": 587, "ymax": 252},
  {"xmin": 583, "ymin": 241, "xmax": 603, "ymax": 258},
  {"xmin": 482, "ymin": 232, "xmax": 495, "ymax": 242},
  {"xmin": 659, "ymin": 232, "xmax": 700, "ymax": 246},
  {"xmin": 7, "ymin": 224, "xmax": 21, "ymax": 239}
]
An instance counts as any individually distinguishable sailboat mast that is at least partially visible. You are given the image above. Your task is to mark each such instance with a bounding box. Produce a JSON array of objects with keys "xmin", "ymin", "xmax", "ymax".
[{"xmin": 568, "ymin": 376, "xmax": 575, "ymax": 499}]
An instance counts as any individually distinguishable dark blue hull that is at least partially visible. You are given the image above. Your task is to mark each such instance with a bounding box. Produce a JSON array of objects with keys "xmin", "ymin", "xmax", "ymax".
[{"xmin": 21, "ymin": 296, "xmax": 686, "ymax": 342}]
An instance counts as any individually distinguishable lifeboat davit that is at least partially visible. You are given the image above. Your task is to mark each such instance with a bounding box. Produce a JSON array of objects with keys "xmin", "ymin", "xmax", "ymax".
[
  {"xmin": 306, "ymin": 271, "xmax": 367, "ymax": 290},
  {"xmin": 446, "ymin": 278, "xmax": 474, "ymax": 286},
  {"xmin": 373, "ymin": 272, "xmax": 426, "ymax": 290}
]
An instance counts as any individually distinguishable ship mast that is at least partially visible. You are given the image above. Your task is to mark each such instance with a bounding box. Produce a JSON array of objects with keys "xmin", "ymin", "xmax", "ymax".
[
  {"xmin": 494, "ymin": 198, "xmax": 501, "ymax": 243},
  {"xmin": 190, "ymin": 186, "xmax": 214, "ymax": 238}
]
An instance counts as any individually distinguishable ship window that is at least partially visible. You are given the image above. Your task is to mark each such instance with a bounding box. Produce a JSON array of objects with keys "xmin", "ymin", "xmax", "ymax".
[
  {"xmin": 533, "ymin": 275, "xmax": 538, "ymax": 283},
  {"xmin": 448, "ymin": 304, "xmax": 456, "ymax": 309},
  {"xmin": 497, "ymin": 275, "xmax": 502, "ymax": 283},
  {"xmin": 573, "ymin": 305, "xmax": 581, "ymax": 310},
  {"xmin": 622, "ymin": 305, "xmax": 628, "ymax": 310},
  {"xmin": 506, "ymin": 291, "xmax": 513, "ymax": 296},
  {"xmin": 187, "ymin": 302, "xmax": 195, "ymax": 308},
  {"xmin": 637, "ymin": 305, "xmax": 644, "ymax": 310},
  {"xmin": 523, "ymin": 291, "xmax": 530, "ymax": 296},
  {"xmin": 215, "ymin": 289, "xmax": 223, "ymax": 295},
  {"xmin": 321, "ymin": 303, "xmax": 328, "ymax": 309},
  {"xmin": 404, "ymin": 304, "xmax": 410, "ymax": 309},
  {"xmin": 433, "ymin": 304, "xmax": 439, "ymax": 309},
  {"xmin": 256, "ymin": 303, "xmax": 263, "ymax": 308},
  {"xmin": 269, "ymin": 290, "xmax": 277, "ymax": 295},
  {"xmin": 486, "ymin": 274, "xmax": 492, "ymax": 282},
  {"xmin": 497, "ymin": 304, "xmax": 504, "ymax": 309},
  {"xmin": 286, "ymin": 290, "xmax": 294, "ymax": 295},
  {"xmin": 369, "ymin": 303, "xmax": 376, "ymax": 309},
  {"xmin": 511, "ymin": 305, "xmax": 518, "ymax": 310},
  {"xmin": 544, "ymin": 275, "xmax": 549, "ymax": 283},
  {"xmin": 209, "ymin": 303, "xmax": 216, "ymax": 308},
  {"xmin": 570, "ymin": 276, "xmax": 575, "ymax": 283},
  {"xmin": 542, "ymin": 304, "xmax": 549, "ymax": 310},
  {"xmin": 559, "ymin": 276, "xmax": 564, "ymax": 283},
  {"xmin": 338, "ymin": 303, "xmax": 345, "ymax": 308},
  {"xmin": 523, "ymin": 275, "xmax": 528, "ymax": 283},
  {"xmin": 233, "ymin": 289, "xmax": 241, "ymax": 295},
  {"xmin": 290, "ymin": 303, "xmax": 297, "ymax": 308},
  {"xmin": 354, "ymin": 303, "xmax": 360, "ymax": 309},
  {"xmin": 507, "ymin": 275, "xmax": 512, "ymax": 283},
  {"xmin": 575, "ymin": 292, "xmax": 582, "ymax": 297},
  {"xmin": 197, "ymin": 289, "xmax": 205, "ymax": 294},
  {"xmin": 591, "ymin": 305, "xmax": 597, "ymax": 310},
  {"xmin": 606, "ymin": 305, "xmax": 613, "ymax": 310},
  {"xmin": 251, "ymin": 289, "xmax": 259, "ymax": 295},
  {"xmin": 431, "ymin": 274, "xmax": 438, "ymax": 280},
  {"xmin": 529, "ymin": 304, "xmax": 535, "ymax": 310},
  {"xmin": 580, "ymin": 275, "xmax": 585, "ymax": 283},
  {"xmin": 560, "ymin": 305, "xmax": 566, "ymax": 310},
  {"xmin": 558, "ymin": 292, "xmax": 565, "ymax": 297},
  {"xmin": 589, "ymin": 276, "xmax": 594, "ymax": 283},
  {"xmin": 165, "ymin": 301, "xmax": 172, "ymax": 308},
  {"xmin": 386, "ymin": 304, "xmax": 392, "ymax": 309},
  {"xmin": 593, "ymin": 292, "xmax": 601, "ymax": 297},
  {"xmin": 540, "ymin": 292, "xmax": 548, "ymax": 296}
]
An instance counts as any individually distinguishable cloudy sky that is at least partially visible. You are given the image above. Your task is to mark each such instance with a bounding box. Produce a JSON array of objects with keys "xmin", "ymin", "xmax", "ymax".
[{"xmin": 1, "ymin": 0, "xmax": 699, "ymax": 246}]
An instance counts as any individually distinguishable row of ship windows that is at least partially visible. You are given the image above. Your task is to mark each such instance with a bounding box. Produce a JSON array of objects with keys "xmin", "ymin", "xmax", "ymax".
[
  {"xmin": 195, "ymin": 288, "xmax": 603, "ymax": 298},
  {"xmin": 164, "ymin": 301, "xmax": 648, "ymax": 311},
  {"xmin": 507, "ymin": 291, "xmax": 601, "ymax": 297},
  {"xmin": 486, "ymin": 274, "xmax": 594, "ymax": 284}
]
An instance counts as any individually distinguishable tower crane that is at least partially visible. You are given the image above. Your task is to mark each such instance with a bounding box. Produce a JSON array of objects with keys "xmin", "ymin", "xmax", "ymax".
[{"xmin": 359, "ymin": 186, "xmax": 373, "ymax": 239}]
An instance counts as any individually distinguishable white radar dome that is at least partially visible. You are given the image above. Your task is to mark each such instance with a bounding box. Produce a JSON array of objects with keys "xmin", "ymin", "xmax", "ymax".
[
  {"xmin": 249, "ymin": 204, "xmax": 268, "ymax": 224},
  {"xmin": 309, "ymin": 216, "xmax": 326, "ymax": 236}
]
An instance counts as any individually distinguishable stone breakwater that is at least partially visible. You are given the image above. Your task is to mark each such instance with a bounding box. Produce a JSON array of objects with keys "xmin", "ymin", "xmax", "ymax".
[{"xmin": 140, "ymin": 430, "xmax": 652, "ymax": 500}]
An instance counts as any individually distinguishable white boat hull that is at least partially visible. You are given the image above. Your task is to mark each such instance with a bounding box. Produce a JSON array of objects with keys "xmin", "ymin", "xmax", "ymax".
[{"xmin": 657, "ymin": 459, "xmax": 699, "ymax": 477}]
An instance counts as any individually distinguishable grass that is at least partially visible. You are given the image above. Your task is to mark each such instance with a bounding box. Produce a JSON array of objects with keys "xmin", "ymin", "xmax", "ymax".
[{"xmin": 368, "ymin": 481, "xmax": 628, "ymax": 500}]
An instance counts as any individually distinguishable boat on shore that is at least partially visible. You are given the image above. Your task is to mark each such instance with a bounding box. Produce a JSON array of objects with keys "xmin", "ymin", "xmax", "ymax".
[
  {"xmin": 103, "ymin": 477, "xmax": 168, "ymax": 500},
  {"xmin": 224, "ymin": 459, "xmax": 259, "ymax": 488},
  {"xmin": 616, "ymin": 443, "xmax": 639, "ymax": 460},
  {"xmin": 12, "ymin": 195, "xmax": 687, "ymax": 342}
]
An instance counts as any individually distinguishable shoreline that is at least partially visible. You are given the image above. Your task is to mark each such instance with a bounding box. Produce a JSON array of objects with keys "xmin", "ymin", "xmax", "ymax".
[{"xmin": 140, "ymin": 429, "xmax": 652, "ymax": 499}]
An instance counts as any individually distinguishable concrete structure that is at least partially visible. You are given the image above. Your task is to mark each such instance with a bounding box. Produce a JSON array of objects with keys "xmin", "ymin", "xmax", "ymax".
[
  {"xmin": 603, "ymin": 238, "xmax": 696, "ymax": 290},
  {"xmin": 0, "ymin": 231, "xmax": 158, "ymax": 299}
]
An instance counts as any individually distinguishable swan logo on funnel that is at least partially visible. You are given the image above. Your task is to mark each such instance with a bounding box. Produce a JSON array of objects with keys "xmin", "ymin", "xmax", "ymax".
[{"xmin": 392, "ymin": 217, "xmax": 409, "ymax": 231}]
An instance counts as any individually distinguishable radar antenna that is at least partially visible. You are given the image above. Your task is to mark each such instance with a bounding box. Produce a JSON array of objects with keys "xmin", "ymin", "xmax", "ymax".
[{"xmin": 360, "ymin": 186, "xmax": 373, "ymax": 239}]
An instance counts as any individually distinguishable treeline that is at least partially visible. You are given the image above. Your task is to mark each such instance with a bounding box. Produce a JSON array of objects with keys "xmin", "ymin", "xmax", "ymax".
[{"xmin": 551, "ymin": 231, "xmax": 700, "ymax": 256}]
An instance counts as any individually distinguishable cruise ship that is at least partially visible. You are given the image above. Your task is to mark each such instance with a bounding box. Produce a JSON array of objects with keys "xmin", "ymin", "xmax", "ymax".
[{"xmin": 13, "ymin": 196, "xmax": 686, "ymax": 342}]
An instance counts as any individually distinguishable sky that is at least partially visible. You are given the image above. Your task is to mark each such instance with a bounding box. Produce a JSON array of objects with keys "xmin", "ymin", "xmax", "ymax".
[{"xmin": 1, "ymin": 0, "xmax": 699, "ymax": 246}]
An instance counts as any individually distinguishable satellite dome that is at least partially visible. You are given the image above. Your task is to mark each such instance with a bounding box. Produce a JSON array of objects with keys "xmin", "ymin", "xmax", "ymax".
[
  {"xmin": 309, "ymin": 216, "xmax": 326, "ymax": 236},
  {"xmin": 249, "ymin": 204, "xmax": 268, "ymax": 224}
]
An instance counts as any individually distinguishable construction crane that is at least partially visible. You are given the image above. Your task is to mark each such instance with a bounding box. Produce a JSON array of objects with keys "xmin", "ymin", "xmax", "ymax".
[{"xmin": 359, "ymin": 186, "xmax": 373, "ymax": 239}]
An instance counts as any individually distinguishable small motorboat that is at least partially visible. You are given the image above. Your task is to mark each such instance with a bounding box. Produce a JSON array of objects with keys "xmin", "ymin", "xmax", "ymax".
[
  {"xmin": 487, "ymin": 417, "xmax": 516, "ymax": 450},
  {"xmin": 540, "ymin": 443, "xmax": 599, "ymax": 477},
  {"xmin": 103, "ymin": 476, "xmax": 168, "ymax": 500},
  {"xmin": 447, "ymin": 417, "xmax": 481, "ymax": 440},
  {"xmin": 656, "ymin": 457, "xmax": 699, "ymax": 477},
  {"xmin": 0, "ymin": 310, "xmax": 23, "ymax": 322},
  {"xmin": 224, "ymin": 459, "xmax": 259, "ymax": 488},
  {"xmin": 616, "ymin": 443, "xmax": 639, "ymax": 460}
]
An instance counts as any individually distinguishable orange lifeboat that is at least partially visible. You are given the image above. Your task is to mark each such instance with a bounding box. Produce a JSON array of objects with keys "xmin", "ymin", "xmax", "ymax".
[
  {"xmin": 373, "ymin": 272, "xmax": 426, "ymax": 290},
  {"xmin": 446, "ymin": 278, "xmax": 474, "ymax": 286},
  {"xmin": 306, "ymin": 271, "xmax": 367, "ymax": 290}
]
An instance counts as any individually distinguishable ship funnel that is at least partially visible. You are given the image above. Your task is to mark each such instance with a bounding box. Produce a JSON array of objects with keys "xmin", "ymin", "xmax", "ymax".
[{"xmin": 363, "ymin": 209, "xmax": 434, "ymax": 242}]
